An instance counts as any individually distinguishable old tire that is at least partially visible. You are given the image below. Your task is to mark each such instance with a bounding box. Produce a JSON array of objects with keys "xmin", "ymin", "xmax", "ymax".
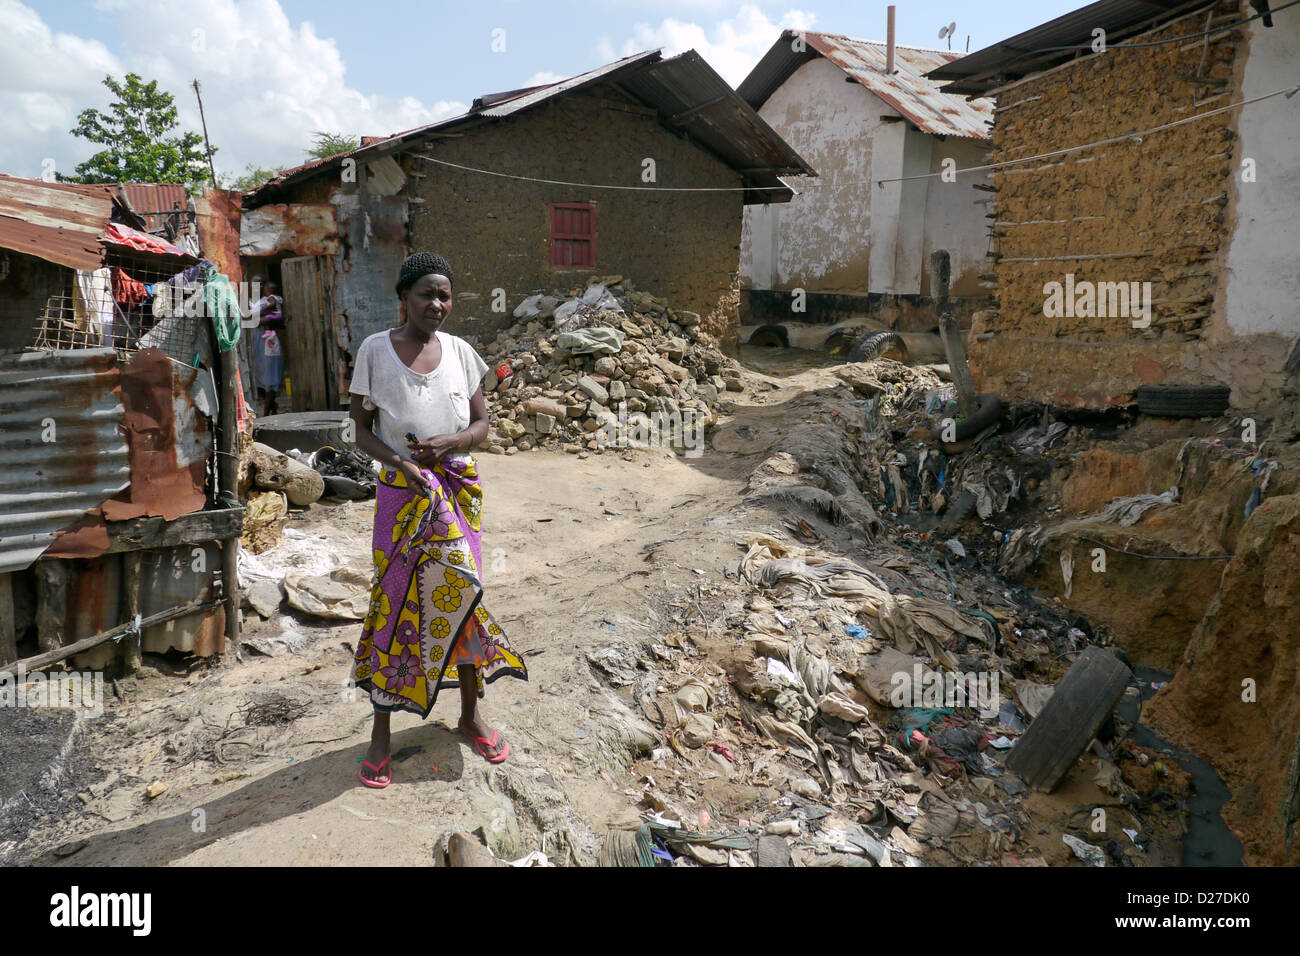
[
  {"xmin": 1135, "ymin": 385, "xmax": 1230, "ymax": 418},
  {"xmin": 953, "ymin": 393, "xmax": 1001, "ymax": 441},
  {"xmin": 253, "ymin": 411, "xmax": 353, "ymax": 454},
  {"xmin": 847, "ymin": 330, "xmax": 908, "ymax": 363},
  {"xmin": 826, "ymin": 330, "xmax": 857, "ymax": 356},
  {"xmin": 747, "ymin": 325, "xmax": 789, "ymax": 348}
]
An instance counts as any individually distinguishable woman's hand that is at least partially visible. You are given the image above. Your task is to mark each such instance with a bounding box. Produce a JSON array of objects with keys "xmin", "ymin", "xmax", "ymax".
[
  {"xmin": 412, "ymin": 432, "xmax": 464, "ymax": 466},
  {"xmin": 397, "ymin": 458, "xmax": 430, "ymax": 490}
]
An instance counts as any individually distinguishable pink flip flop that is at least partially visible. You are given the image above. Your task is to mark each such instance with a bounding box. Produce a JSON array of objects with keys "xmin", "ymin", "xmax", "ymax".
[
  {"xmin": 467, "ymin": 729, "xmax": 509, "ymax": 764},
  {"xmin": 359, "ymin": 754, "xmax": 392, "ymax": 788}
]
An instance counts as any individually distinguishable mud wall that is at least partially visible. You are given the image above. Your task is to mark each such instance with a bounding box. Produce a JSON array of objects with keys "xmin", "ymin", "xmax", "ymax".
[
  {"xmin": 406, "ymin": 89, "xmax": 744, "ymax": 343},
  {"xmin": 971, "ymin": 0, "xmax": 1259, "ymax": 408},
  {"xmin": 1147, "ymin": 493, "xmax": 1300, "ymax": 866}
]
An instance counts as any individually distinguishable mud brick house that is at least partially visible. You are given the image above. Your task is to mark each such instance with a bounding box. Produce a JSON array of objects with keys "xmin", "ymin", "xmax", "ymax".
[
  {"xmin": 929, "ymin": 0, "xmax": 1300, "ymax": 419},
  {"xmin": 736, "ymin": 27, "xmax": 995, "ymax": 335},
  {"xmin": 240, "ymin": 49, "xmax": 813, "ymax": 411}
]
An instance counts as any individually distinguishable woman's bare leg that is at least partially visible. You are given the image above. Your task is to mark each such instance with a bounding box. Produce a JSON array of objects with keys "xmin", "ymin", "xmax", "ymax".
[
  {"xmin": 456, "ymin": 665, "xmax": 505, "ymax": 758},
  {"xmin": 361, "ymin": 711, "xmax": 391, "ymax": 781}
]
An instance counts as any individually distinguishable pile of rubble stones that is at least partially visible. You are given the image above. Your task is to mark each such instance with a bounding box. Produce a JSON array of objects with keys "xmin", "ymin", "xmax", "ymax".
[{"xmin": 475, "ymin": 276, "xmax": 745, "ymax": 456}]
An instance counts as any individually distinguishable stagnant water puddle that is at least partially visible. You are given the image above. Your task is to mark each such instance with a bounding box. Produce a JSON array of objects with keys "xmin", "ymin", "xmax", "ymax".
[{"xmin": 1124, "ymin": 667, "xmax": 1243, "ymax": 866}]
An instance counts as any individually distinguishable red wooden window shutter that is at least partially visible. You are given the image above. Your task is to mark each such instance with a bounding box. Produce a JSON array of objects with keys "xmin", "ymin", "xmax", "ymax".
[{"xmin": 550, "ymin": 203, "xmax": 595, "ymax": 268}]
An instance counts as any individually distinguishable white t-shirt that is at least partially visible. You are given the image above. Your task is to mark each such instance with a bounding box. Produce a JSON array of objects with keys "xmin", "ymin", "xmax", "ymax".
[{"xmin": 350, "ymin": 329, "xmax": 489, "ymax": 462}]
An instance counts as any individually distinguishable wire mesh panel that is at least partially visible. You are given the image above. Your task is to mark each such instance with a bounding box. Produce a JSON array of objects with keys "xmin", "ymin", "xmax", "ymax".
[{"xmin": 29, "ymin": 251, "xmax": 215, "ymax": 365}]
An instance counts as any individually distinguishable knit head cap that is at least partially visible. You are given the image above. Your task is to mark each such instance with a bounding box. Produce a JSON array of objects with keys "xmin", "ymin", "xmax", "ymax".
[{"xmin": 395, "ymin": 252, "xmax": 454, "ymax": 297}]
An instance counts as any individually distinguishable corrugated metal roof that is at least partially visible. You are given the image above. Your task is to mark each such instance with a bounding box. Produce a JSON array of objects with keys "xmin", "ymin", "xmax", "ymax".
[
  {"xmin": 476, "ymin": 50, "xmax": 662, "ymax": 116},
  {"xmin": 611, "ymin": 50, "xmax": 815, "ymax": 193},
  {"xmin": 927, "ymin": 0, "xmax": 1215, "ymax": 95},
  {"xmin": 0, "ymin": 348, "xmax": 130, "ymax": 574},
  {"xmin": 118, "ymin": 183, "xmax": 188, "ymax": 234},
  {"xmin": 738, "ymin": 31, "xmax": 994, "ymax": 140},
  {"xmin": 247, "ymin": 48, "xmax": 813, "ymax": 205},
  {"xmin": 0, "ymin": 174, "xmax": 115, "ymax": 271}
]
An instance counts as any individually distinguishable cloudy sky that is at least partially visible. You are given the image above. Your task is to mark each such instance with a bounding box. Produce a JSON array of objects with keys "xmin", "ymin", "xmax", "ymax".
[{"xmin": 2, "ymin": 0, "xmax": 1083, "ymax": 182}]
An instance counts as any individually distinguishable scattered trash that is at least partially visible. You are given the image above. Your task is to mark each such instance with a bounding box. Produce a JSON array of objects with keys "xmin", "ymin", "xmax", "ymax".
[
  {"xmin": 283, "ymin": 569, "xmax": 370, "ymax": 620},
  {"xmin": 1062, "ymin": 833, "xmax": 1106, "ymax": 867}
]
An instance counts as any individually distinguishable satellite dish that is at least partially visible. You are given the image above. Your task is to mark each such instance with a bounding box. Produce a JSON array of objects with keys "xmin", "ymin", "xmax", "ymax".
[{"xmin": 938, "ymin": 21, "xmax": 957, "ymax": 48}]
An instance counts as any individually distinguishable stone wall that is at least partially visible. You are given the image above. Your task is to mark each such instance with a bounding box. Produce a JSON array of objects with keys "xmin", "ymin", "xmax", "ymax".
[
  {"xmin": 971, "ymin": 0, "xmax": 1248, "ymax": 408},
  {"xmin": 405, "ymin": 89, "xmax": 745, "ymax": 344}
]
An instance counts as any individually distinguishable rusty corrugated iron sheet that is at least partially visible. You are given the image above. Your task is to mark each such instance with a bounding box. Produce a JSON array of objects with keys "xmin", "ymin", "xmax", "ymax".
[
  {"xmin": 193, "ymin": 188, "xmax": 244, "ymax": 283},
  {"xmin": 101, "ymin": 348, "xmax": 209, "ymax": 522},
  {"xmin": 0, "ymin": 348, "xmax": 129, "ymax": 573},
  {"xmin": 140, "ymin": 543, "xmax": 225, "ymax": 657},
  {"xmin": 740, "ymin": 32, "xmax": 994, "ymax": 141},
  {"xmin": 239, "ymin": 203, "xmax": 340, "ymax": 256},
  {"xmin": 0, "ymin": 174, "xmax": 115, "ymax": 271},
  {"xmin": 118, "ymin": 183, "xmax": 188, "ymax": 234},
  {"xmin": 806, "ymin": 34, "xmax": 994, "ymax": 140}
]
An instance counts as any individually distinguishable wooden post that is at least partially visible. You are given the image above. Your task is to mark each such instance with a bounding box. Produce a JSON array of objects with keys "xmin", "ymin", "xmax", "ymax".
[
  {"xmin": 0, "ymin": 572, "xmax": 16, "ymax": 667},
  {"xmin": 929, "ymin": 249, "xmax": 951, "ymax": 312},
  {"xmin": 120, "ymin": 551, "xmax": 143, "ymax": 675},
  {"xmin": 940, "ymin": 313, "xmax": 979, "ymax": 419},
  {"xmin": 217, "ymin": 333, "xmax": 242, "ymax": 660},
  {"xmin": 35, "ymin": 559, "xmax": 68, "ymax": 654},
  {"xmin": 931, "ymin": 249, "xmax": 978, "ymax": 419}
]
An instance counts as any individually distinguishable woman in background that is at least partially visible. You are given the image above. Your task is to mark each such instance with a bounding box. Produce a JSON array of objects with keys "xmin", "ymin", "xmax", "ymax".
[{"xmin": 248, "ymin": 277, "xmax": 285, "ymax": 415}]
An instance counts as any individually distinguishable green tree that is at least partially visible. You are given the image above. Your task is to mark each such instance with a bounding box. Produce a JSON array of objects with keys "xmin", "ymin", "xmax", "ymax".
[
  {"xmin": 61, "ymin": 73, "xmax": 213, "ymax": 185},
  {"xmin": 226, "ymin": 163, "xmax": 280, "ymax": 192},
  {"xmin": 307, "ymin": 131, "xmax": 359, "ymax": 160}
]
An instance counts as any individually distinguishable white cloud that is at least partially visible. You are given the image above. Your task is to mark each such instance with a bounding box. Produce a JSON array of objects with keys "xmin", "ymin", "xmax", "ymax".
[
  {"xmin": 0, "ymin": 0, "xmax": 467, "ymax": 180},
  {"xmin": 594, "ymin": 3, "xmax": 817, "ymax": 87},
  {"xmin": 523, "ymin": 71, "xmax": 566, "ymax": 87}
]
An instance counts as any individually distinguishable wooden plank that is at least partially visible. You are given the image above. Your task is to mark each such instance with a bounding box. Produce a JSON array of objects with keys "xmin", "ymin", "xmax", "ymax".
[
  {"xmin": 105, "ymin": 507, "xmax": 245, "ymax": 554},
  {"xmin": 1006, "ymin": 645, "xmax": 1132, "ymax": 792},
  {"xmin": 0, "ymin": 573, "xmax": 15, "ymax": 667},
  {"xmin": 121, "ymin": 552, "xmax": 142, "ymax": 675},
  {"xmin": 216, "ymin": 317, "xmax": 242, "ymax": 660},
  {"xmin": 281, "ymin": 255, "xmax": 328, "ymax": 412},
  {"xmin": 35, "ymin": 559, "xmax": 68, "ymax": 653},
  {"xmin": 13, "ymin": 599, "xmax": 221, "ymax": 674}
]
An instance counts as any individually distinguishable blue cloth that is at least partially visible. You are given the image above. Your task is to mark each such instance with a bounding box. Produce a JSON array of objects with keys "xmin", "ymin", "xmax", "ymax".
[{"xmin": 252, "ymin": 329, "xmax": 283, "ymax": 390}]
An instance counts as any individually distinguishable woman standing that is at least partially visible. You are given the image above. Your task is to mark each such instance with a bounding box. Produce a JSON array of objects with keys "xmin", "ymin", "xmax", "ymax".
[
  {"xmin": 349, "ymin": 252, "xmax": 526, "ymax": 787},
  {"xmin": 249, "ymin": 277, "xmax": 285, "ymax": 416}
]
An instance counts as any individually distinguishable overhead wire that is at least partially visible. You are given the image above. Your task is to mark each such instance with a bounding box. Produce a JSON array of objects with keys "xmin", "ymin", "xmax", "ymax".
[{"xmin": 411, "ymin": 3, "xmax": 1300, "ymax": 195}]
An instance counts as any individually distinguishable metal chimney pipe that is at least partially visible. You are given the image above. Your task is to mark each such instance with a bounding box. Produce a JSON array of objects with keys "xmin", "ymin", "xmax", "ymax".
[{"xmin": 886, "ymin": 5, "xmax": 896, "ymax": 73}]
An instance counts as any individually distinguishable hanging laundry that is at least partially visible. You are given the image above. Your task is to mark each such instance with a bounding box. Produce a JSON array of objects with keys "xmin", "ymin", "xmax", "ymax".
[
  {"xmin": 111, "ymin": 267, "xmax": 148, "ymax": 309},
  {"xmin": 73, "ymin": 267, "xmax": 114, "ymax": 344}
]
